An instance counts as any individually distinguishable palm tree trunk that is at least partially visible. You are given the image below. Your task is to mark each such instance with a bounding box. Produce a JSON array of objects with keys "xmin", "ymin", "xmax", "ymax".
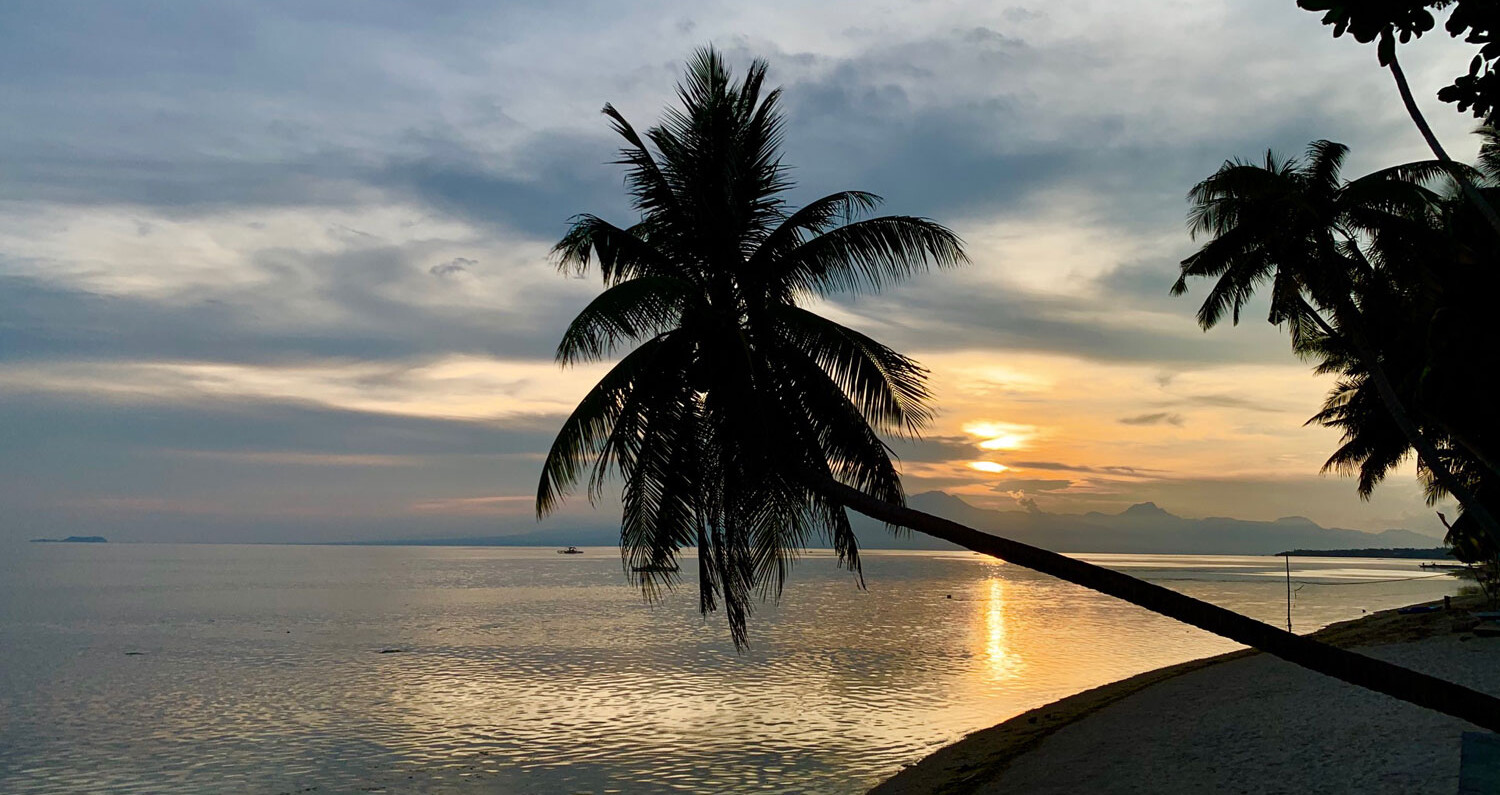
[
  {"xmin": 1299, "ymin": 297, "xmax": 1500, "ymax": 549},
  {"xmin": 1387, "ymin": 49, "xmax": 1500, "ymax": 237},
  {"xmin": 815, "ymin": 475, "xmax": 1500, "ymax": 732}
]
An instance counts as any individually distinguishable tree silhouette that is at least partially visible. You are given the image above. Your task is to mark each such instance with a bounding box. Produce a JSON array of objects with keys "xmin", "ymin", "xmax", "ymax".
[
  {"xmin": 539, "ymin": 48, "xmax": 1500, "ymax": 731},
  {"xmin": 1174, "ymin": 139, "xmax": 1500, "ymax": 547},
  {"xmin": 1292, "ymin": 131, "xmax": 1500, "ymax": 560},
  {"xmin": 536, "ymin": 48, "xmax": 966, "ymax": 644},
  {"xmin": 1298, "ymin": 0, "xmax": 1500, "ymax": 233}
]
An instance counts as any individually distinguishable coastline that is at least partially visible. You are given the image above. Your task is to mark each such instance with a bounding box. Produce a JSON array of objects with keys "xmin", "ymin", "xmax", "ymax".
[{"xmin": 871, "ymin": 594, "xmax": 1487, "ymax": 795}]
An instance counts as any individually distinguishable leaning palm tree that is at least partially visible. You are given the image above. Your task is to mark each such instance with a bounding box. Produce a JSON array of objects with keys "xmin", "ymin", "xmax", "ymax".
[
  {"xmin": 1173, "ymin": 139, "xmax": 1500, "ymax": 546},
  {"xmin": 539, "ymin": 48, "xmax": 1500, "ymax": 730}
]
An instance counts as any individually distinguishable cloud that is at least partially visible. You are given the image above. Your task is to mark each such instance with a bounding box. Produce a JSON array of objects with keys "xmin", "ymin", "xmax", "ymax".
[
  {"xmin": 0, "ymin": 355, "xmax": 609, "ymax": 422},
  {"xmin": 1009, "ymin": 461, "xmax": 1159, "ymax": 477},
  {"xmin": 0, "ymin": 391, "xmax": 591, "ymax": 542},
  {"xmin": 987, "ymin": 477, "xmax": 1074, "ymax": 492},
  {"xmin": 429, "ymin": 257, "xmax": 476, "ymax": 276},
  {"xmin": 1, "ymin": 0, "xmax": 1482, "ymax": 542},
  {"xmin": 1118, "ymin": 411, "xmax": 1184, "ymax": 426},
  {"xmin": 813, "ymin": 276, "xmax": 1297, "ymax": 365},
  {"xmin": 409, "ymin": 495, "xmax": 537, "ymax": 515},
  {"xmin": 1176, "ymin": 393, "xmax": 1288, "ymax": 413},
  {"xmin": 0, "ymin": 205, "xmax": 596, "ymax": 367},
  {"xmin": 886, "ymin": 434, "xmax": 980, "ymax": 463}
]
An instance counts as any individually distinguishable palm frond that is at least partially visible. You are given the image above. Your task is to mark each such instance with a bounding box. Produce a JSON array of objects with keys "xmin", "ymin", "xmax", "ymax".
[
  {"xmin": 553, "ymin": 215, "xmax": 684, "ymax": 285},
  {"xmin": 1176, "ymin": 230, "xmax": 1277, "ymax": 328},
  {"xmin": 748, "ymin": 191, "xmax": 883, "ymax": 273},
  {"xmin": 1304, "ymin": 139, "xmax": 1349, "ymax": 193},
  {"xmin": 536, "ymin": 333, "xmax": 678, "ymax": 517},
  {"xmin": 603, "ymin": 103, "xmax": 679, "ymax": 221},
  {"xmin": 768, "ymin": 305, "xmax": 933, "ymax": 436},
  {"xmin": 617, "ymin": 385, "xmax": 700, "ymax": 600},
  {"xmin": 776, "ymin": 216, "xmax": 967, "ymax": 297},
  {"xmin": 1358, "ymin": 158, "xmax": 1480, "ymax": 192},
  {"xmin": 1477, "ymin": 124, "xmax": 1500, "ymax": 185},
  {"xmin": 556, "ymin": 276, "xmax": 698, "ymax": 365},
  {"xmin": 1186, "ymin": 158, "xmax": 1299, "ymax": 239}
]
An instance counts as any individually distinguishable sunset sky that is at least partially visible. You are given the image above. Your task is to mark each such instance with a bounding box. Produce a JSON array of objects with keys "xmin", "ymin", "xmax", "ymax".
[{"xmin": 0, "ymin": 1, "xmax": 1481, "ymax": 542}]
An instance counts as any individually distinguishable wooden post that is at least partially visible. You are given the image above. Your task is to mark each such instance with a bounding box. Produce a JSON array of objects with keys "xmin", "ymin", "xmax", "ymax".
[{"xmin": 1285, "ymin": 554, "xmax": 1293, "ymax": 633}]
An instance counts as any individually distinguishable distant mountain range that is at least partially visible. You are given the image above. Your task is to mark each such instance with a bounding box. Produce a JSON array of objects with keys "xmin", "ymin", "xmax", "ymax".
[
  {"xmin": 366, "ymin": 491, "xmax": 1443, "ymax": 555},
  {"xmin": 844, "ymin": 492, "xmax": 1442, "ymax": 554}
]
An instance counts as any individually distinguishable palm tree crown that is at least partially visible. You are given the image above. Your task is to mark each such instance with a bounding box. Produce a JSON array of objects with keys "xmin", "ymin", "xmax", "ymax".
[
  {"xmin": 1173, "ymin": 140, "xmax": 1446, "ymax": 346},
  {"xmin": 1174, "ymin": 137, "xmax": 1500, "ymax": 548},
  {"xmin": 536, "ymin": 48, "xmax": 966, "ymax": 645}
]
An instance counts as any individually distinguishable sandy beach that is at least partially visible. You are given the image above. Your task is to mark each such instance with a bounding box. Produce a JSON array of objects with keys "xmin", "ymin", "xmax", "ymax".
[{"xmin": 873, "ymin": 597, "xmax": 1499, "ymax": 794}]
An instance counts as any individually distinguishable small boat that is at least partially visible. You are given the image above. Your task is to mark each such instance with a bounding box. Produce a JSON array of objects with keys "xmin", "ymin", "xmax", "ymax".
[
  {"xmin": 632, "ymin": 564, "xmax": 680, "ymax": 573},
  {"xmin": 1419, "ymin": 562, "xmax": 1467, "ymax": 570},
  {"xmin": 558, "ymin": 546, "xmax": 584, "ymax": 555}
]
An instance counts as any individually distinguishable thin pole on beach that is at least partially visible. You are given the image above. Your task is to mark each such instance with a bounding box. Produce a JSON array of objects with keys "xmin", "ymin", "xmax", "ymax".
[{"xmin": 1285, "ymin": 554, "xmax": 1293, "ymax": 633}]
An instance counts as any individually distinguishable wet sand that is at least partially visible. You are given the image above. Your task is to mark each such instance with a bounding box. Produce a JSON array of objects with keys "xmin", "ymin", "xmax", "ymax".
[{"xmin": 872, "ymin": 596, "xmax": 1497, "ymax": 795}]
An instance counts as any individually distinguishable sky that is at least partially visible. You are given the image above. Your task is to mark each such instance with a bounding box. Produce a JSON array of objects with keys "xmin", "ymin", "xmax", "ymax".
[{"xmin": 0, "ymin": 1, "xmax": 1485, "ymax": 543}]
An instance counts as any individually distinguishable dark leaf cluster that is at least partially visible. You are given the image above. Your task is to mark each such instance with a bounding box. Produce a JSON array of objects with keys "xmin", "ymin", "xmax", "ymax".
[
  {"xmin": 1177, "ymin": 130, "xmax": 1500, "ymax": 557},
  {"xmin": 1299, "ymin": 1, "xmax": 1500, "ymax": 122},
  {"xmin": 537, "ymin": 48, "xmax": 966, "ymax": 647}
]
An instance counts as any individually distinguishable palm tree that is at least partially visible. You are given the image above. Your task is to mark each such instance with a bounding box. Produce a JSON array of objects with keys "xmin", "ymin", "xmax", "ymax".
[
  {"xmin": 1172, "ymin": 139, "xmax": 1500, "ymax": 547},
  {"xmin": 1299, "ymin": 135, "xmax": 1500, "ymax": 560},
  {"xmin": 538, "ymin": 48, "xmax": 1500, "ymax": 730},
  {"xmin": 536, "ymin": 48, "xmax": 966, "ymax": 644}
]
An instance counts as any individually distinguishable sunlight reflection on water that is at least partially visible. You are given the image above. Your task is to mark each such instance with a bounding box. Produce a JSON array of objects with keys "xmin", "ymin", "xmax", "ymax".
[
  {"xmin": 983, "ymin": 577, "xmax": 1023, "ymax": 682},
  {"xmin": 0, "ymin": 545, "xmax": 1462, "ymax": 794}
]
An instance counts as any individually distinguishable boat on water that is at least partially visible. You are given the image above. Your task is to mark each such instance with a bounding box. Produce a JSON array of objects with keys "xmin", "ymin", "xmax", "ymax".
[
  {"xmin": 1419, "ymin": 562, "xmax": 1468, "ymax": 570},
  {"xmin": 558, "ymin": 546, "xmax": 584, "ymax": 555},
  {"xmin": 631, "ymin": 564, "xmax": 680, "ymax": 573}
]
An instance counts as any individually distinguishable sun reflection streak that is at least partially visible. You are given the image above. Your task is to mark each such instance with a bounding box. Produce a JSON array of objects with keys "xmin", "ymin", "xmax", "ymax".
[{"xmin": 982, "ymin": 577, "xmax": 1023, "ymax": 681}]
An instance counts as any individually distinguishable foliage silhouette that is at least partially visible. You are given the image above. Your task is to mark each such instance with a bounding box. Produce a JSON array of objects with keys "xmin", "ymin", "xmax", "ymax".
[
  {"xmin": 1299, "ymin": 1, "xmax": 1500, "ymax": 122},
  {"xmin": 1297, "ymin": 1, "xmax": 1500, "ymax": 235},
  {"xmin": 536, "ymin": 48, "xmax": 965, "ymax": 646},
  {"xmin": 538, "ymin": 48, "xmax": 1500, "ymax": 731},
  {"xmin": 1176, "ymin": 136, "xmax": 1500, "ymax": 553}
]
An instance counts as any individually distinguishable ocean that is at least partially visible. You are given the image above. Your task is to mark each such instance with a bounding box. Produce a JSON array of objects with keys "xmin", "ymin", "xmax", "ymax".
[{"xmin": 0, "ymin": 544, "xmax": 1462, "ymax": 794}]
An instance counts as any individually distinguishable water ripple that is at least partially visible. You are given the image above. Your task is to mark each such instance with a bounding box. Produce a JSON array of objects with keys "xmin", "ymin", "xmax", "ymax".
[{"xmin": 0, "ymin": 545, "xmax": 1459, "ymax": 794}]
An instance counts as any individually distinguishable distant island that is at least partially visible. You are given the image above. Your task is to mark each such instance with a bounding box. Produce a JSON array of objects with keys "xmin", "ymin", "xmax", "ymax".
[
  {"xmin": 1277, "ymin": 547, "xmax": 1454, "ymax": 559},
  {"xmin": 29, "ymin": 536, "xmax": 108, "ymax": 543}
]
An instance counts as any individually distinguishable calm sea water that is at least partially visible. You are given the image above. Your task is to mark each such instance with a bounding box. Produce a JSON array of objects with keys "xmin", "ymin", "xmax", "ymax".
[{"xmin": 0, "ymin": 544, "xmax": 1462, "ymax": 794}]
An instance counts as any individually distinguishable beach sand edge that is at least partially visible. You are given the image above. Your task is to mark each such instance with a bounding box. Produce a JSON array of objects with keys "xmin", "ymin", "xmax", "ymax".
[{"xmin": 869, "ymin": 593, "xmax": 1481, "ymax": 795}]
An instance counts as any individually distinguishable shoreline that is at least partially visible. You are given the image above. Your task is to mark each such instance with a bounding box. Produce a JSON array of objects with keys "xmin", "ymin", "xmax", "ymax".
[{"xmin": 871, "ymin": 593, "xmax": 1484, "ymax": 795}]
